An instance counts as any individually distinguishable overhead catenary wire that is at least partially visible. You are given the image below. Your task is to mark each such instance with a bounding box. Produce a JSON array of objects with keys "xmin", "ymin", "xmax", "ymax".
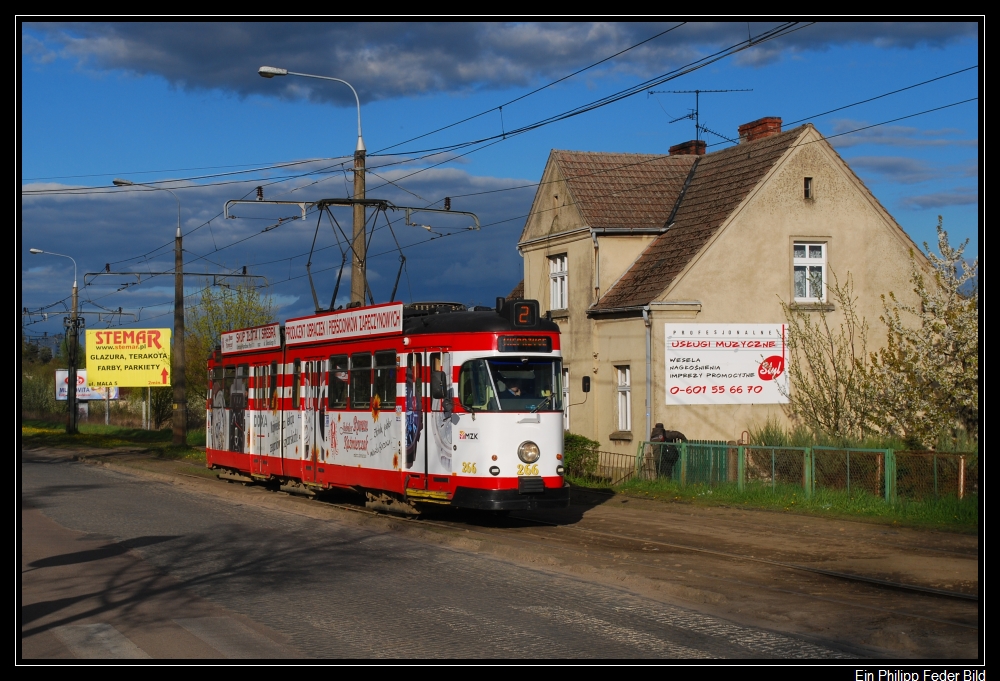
[
  {"xmin": 68, "ymin": 95, "xmax": 981, "ymax": 322},
  {"xmin": 23, "ymin": 27, "xmax": 977, "ymax": 321},
  {"xmin": 21, "ymin": 23, "xmax": 804, "ymax": 201}
]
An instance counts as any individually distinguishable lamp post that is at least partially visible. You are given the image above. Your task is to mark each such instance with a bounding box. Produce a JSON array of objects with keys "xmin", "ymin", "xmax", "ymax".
[
  {"xmin": 258, "ymin": 66, "xmax": 367, "ymax": 305},
  {"xmin": 112, "ymin": 179, "xmax": 187, "ymax": 446},
  {"xmin": 29, "ymin": 248, "xmax": 79, "ymax": 434}
]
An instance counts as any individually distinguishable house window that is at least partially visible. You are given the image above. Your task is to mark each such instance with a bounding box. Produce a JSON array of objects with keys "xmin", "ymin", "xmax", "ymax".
[
  {"xmin": 804, "ymin": 177, "xmax": 813, "ymax": 199},
  {"xmin": 549, "ymin": 254, "xmax": 568, "ymax": 310},
  {"xmin": 793, "ymin": 242, "xmax": 827, "ymax": 302},
  {"xmin": 615, "ymin": 366, "xmax": 631, "ymax": 432}
]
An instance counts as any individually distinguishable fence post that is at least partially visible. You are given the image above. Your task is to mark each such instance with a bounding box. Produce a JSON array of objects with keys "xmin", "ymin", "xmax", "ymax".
[
  {"xmin": 771, "ymin": 447, "xmax": 776, "ymax": 494},
  {"xmin": 738, "ymin": 445, "xmax": 745, "ymax": 492},
  {"xmin": 884, "ymin": 449, "xmax": 896, "ymax": 504},
  {"xmin": 958, "ymin": 456, "xmax": 965, "ymax": 500},
  {"xmin": 846, "ymin": 451, "xmax": 851, "ymax": 498},
  {"xmin": 679, "ymin": 441, "xmax": 688, "ymax": 487},
  {"xmin": 803, "ymin": 447, "xmax": 812, "ymax": 499}
]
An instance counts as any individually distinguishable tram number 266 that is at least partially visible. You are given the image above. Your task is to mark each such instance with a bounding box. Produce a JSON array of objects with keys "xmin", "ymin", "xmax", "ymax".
[
  {"xmin": 517, "ymin": 464, "xmax": 539, "ymax": 476},
  {"xmin": 461, "ymin": 462, "xmax": 477, "ymax": 474}
]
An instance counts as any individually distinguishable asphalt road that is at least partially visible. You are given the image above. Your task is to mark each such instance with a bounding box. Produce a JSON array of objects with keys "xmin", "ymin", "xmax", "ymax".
[{"xmin": 20, "ymin": 452, "xmax": 853, "ymax": 660}]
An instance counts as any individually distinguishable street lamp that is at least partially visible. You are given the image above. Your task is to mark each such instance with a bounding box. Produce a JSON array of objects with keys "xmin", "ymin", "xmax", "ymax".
[
  {"xmin": 112, "ymin": 178, "xmax": 187, "ymax": 446},
  {"xmin": 258, "ymin": 65, "xmax": 368, "ymax": 305},
  {"xmin": 29, "ymin": 248, "xmax": 80, "ymax": 434}
]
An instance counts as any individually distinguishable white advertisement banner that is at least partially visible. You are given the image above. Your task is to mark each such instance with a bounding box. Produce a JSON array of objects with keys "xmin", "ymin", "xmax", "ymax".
[
  {"xmin": 285, "ymin": 302, "xmax": 403, "ymax": 346},
  {"xmin": 55, "ymin": 370, "xmax": 120, "ymax": 401},
  {"xmin": 665, "ymin": 324, "xmax": 788, "ymax": 405},
  {"xmin": 221, "ymin": 323, "xmax": 281, "ymax": 354}
]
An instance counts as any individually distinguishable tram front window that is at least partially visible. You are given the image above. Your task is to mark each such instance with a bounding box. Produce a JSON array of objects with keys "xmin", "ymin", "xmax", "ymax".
[{"xmin": 459, "ymin": 358, "xmax": 562, "ymax": 412}]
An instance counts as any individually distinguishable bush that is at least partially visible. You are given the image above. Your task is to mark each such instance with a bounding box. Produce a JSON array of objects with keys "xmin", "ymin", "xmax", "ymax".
[
  {"xmin": 564, "ymin": 432, "xmax": 599, "ymax": 477},
  {"xmin": 747, "ymin": 416, "xmax": 788, "ymax": 446},
  {"xmin": 21, "ymin": 370, "xmax": 59, "ymax": 415}
]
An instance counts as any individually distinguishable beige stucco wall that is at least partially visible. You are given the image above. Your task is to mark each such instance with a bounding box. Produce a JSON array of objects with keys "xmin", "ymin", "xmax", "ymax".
[
  {"xmin": 519, "ymin": 130, "xmax": 923, "ymax": 447},
  {"xmin": 647, "ymin": 128, "xmax": 922, "ymax": 441}
]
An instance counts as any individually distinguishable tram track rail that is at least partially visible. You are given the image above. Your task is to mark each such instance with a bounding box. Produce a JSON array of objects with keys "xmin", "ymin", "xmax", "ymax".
[
  {"xmin": 361, "ymin": 504, "xmax": 979, "ymax": 630},
  {"xmin": 82, "ymin": 457, "xmax": 980, "ymax": 631},
  {"xmin": 506, "ymin": 514, "xmax": 979, "ymax": 602}
]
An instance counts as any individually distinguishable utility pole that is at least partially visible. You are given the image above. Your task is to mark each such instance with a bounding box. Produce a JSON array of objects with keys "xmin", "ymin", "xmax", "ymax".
[
  {"xmin": 173, "ymin": 222, "xmax": 186, "ymax": 445},
  {"xmin": 112, "ymin": 178, "xmax": 187, "ymax": 445},
  {"xmin": 352, "ymin": 138, "xmax": 367, "ymax": 305},
  {"xmin": 28, "ymin": 248, "xmax": 79, "ymax": 434},
  {"xmin": 68, "ymin": 278, "xmax": 79, "ymax": 435}
]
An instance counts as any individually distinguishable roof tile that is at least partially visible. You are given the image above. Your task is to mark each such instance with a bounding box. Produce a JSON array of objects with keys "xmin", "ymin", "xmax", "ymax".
[
  {"xmin": 592, "ymin": 127, "xmax": 804, "ymax": 310},
  {"xmin": 552, "ymin": 150, "xmax": 696, "ymax": 230}
]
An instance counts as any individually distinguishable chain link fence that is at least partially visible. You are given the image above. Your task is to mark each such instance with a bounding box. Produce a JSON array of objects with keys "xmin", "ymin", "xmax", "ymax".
[{"xmin": 592, "ymin": 441, "xmax": 980, "ymax": 504}]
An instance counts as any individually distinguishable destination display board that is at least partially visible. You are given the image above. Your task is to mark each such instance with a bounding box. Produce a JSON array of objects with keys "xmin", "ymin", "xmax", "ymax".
[
  {"xmin": 221, "ymin": 323, "xmax": 281, "ymax": 354},
  {"xmin": 285, "ymin": 302, "xmax": 403, "ymax": 346},
  {"xmin": 86, "ymin": 328, "xmax": 172, "ymax": 387},
  {"xmin": 497, "ymin": 335, "xmax": 552, "ymax": 353},
  {"xmin": 665, "ymin": 324, "xmax": 788, "ymax": 405}
]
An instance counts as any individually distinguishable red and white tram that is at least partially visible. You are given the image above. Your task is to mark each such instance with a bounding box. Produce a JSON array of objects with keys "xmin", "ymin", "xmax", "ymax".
[{"xmin": 205, "ymin": 298, "xmax": 570, "ymax": 511}]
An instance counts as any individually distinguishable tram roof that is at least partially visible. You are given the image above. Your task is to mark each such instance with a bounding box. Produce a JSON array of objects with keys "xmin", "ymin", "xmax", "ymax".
[{"xmin": 402, "ymin": 307, "xmax": 560, "ymax": 335}]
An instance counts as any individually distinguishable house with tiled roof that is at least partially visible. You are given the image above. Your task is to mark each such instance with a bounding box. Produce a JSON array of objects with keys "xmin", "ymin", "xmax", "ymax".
[{"xmin": 516, "ymin": 117, "xmax": 922, "ymax": 447}]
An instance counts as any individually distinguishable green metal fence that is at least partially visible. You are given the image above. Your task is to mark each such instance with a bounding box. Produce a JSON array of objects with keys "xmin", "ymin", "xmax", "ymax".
[{"xmin": 611, "ymin": 441, "xmax": 979, "ymax": 503}]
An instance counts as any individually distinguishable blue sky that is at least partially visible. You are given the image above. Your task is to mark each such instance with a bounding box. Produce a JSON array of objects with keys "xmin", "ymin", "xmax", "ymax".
[{"xmin": 20, "ymin": 21, "xmax": 980, "ymax": 339}]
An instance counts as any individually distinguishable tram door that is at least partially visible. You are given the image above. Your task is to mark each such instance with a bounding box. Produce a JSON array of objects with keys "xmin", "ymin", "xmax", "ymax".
[
  {"xmin": 249, "ymin": 365, "xmax": 263, "ymax": 476},
  {"xmin": 302, "ymin": 360, "xmax": 321, "ymax": 483},
  {"xmin": 250, "ymin": 363, "xmax": 277, "ymax": 477},
  {"xmin": 426, "ymin": 350, "xmax": 455, "ymax": 486}
]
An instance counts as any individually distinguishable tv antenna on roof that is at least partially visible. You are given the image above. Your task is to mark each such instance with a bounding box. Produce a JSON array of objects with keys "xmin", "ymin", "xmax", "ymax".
[{"xmin": 648, "ymin": 89, "xmax": 753, "ymax": 142}]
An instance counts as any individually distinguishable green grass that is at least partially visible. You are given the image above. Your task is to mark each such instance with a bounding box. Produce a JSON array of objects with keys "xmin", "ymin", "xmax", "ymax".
[
  {"xmin": 21, "ymin": 419, "xmax": 206, "ymax": 463},
  {"xmin": 569, "ymin": 475, "xmax": 977, "ymax": 532}
]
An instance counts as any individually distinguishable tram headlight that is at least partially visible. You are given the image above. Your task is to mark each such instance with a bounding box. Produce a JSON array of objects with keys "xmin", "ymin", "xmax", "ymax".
[
  {"xmin": 517, "ymin": 441, "xmax": 540, "ymax": 464},
  {"xmin": 556, "ymin": 465, "xmax": 565, "ymax": 476}
]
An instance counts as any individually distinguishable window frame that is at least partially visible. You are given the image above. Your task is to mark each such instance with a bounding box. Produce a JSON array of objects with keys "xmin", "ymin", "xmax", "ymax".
[
  {"xmin": 350, "ymin": 352, "xmax": 373, "ymax": 410},
  {"xmin": 793, "ymin": 241, "xmax": 827, "ymax": 303},
  {"xmin": 374, "ymin": 351, "xmax": 397, "ymax": 408},
  {"xmin": 328, "ymin": 354, "xmax": 349, "ymax": 410},
  {"xmin": 615, "ymin": 365, "xmax": 631, "ymax": 432},
  {"xmin": 548, "ymin": 253, "xmax": 568, "ymax": 311}
]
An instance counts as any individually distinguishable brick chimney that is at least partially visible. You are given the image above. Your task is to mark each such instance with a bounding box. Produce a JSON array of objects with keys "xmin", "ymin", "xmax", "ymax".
[
  {"xmin": 738, "ymin": 117, "xmax": 782, "ymax": 143},
  {"xmin": 669, "ymin": 139, "xmax": 706, "ymax": 156}
]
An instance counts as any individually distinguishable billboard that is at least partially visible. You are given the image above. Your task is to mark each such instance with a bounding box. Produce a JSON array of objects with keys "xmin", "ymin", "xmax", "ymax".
[
  {"xmin": 665, "ymin": 324, "xmax": 788, "ymax": 405},
  {"xmin": 55, "ymin": 370, "xmax": 120, "ymax": 401},
  {"xmin": 85, "ymin": 329, "xmax": 172, "ymax": 387}
]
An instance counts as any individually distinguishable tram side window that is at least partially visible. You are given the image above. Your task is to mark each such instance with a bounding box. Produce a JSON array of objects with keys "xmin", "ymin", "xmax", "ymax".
[
  {"xmin": 232, "ymin": 365, "xmax": 248, "ymax": 411},
  {"xmin": 374, "ymin": 351, "xmax": 397, "ymax": 406},
  {"xmin": 351, "ymin": 353, "xmax": 372, "ymax": 409},
  {"xmin": 210, "ymin": 367, "xmax": 224, "ymax": 404},
  {"xmin": 223, "ymin": 365, "xmax": 236, "ymax": 408},
  {"xmin": 329, "ymin": 355, "xmax": 349, "ymax": 409},
  {"xmin": 459, "ymin": 359, "xmax": 498, "ymax": 412},
  {"xmin": 269, "ymin": 361, "xmax": 278, "ymax": 409},
  {"xmin": 292, "ymin": 359, "xmax": 301, "ymax": 409}
]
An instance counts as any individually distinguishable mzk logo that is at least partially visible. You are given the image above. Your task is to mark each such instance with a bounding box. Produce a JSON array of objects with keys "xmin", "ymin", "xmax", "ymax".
[{"xmin": 458, "ymin": 431, "xmax": 479, "ymax": 440}]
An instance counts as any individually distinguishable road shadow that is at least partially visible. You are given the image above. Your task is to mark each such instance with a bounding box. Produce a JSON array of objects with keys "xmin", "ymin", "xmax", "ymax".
[{"xmin": 25, "ymin": 535, "xmax": 181, "ymax": 571}]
